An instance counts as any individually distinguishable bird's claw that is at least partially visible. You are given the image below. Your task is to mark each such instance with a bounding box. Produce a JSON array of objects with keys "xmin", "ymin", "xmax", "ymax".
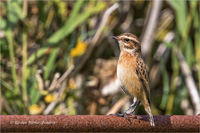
[
  {"xmin": 126, "ymin": 113, "xmax": 140, "ymax": 122},
  {"xmin": 109, "ymin": 113, "xmax": 139, "ymax": 123}
]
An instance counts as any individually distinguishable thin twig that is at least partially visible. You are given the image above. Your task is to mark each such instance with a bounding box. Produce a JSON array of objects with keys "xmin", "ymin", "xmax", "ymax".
[
  {"xmin": 43, "ymin": 82, "xmax": 66, "ymax": 115},
  {"xmin": 92, "ymin": 3, "xmax": 119, "ymax": 46},
  {"xmin": 43, "ymin": 65, "xmax": 74, "ymax": 115},
  {"xmin": 22, "ymin": 0, "xmax": 28, "ymax": 17},
  {"xmin": 56, "ymin": 65, "xmax": 74, "ymax": 88},
  {"xmin": 74, "ymin": 3, "xmax": 119, "ymax": 74},
  {"xmin": 48, "ymin": 72, "xmax": 60, "ymax": 91},
  {"xmin": 141, "ymin": 0, "xmax": 163, "ymax": 57},
  {"xmin": 106, "ymin": 96, "xmax": 129, "ymax": 115},
  {"xmin": 35, "ymin": 69, "xmax": 44, "ymax": 91},
  {"xmin": 150, "ymin": 32, "xmax": 174, "ymax": 88},
  {"xmin": 175, "ymin": 48, "xmax": 200, "ymax": 115}
]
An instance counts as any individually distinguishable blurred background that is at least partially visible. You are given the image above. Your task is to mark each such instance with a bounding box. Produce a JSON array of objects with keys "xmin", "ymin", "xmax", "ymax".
[{"xmin": 0, "ymin": 0, "xmax": 199, "ymax": 116}]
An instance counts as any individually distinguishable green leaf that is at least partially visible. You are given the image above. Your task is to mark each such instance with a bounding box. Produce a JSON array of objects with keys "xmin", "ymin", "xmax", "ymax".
[
  {"xmin": 6, "ymin": 29, "xmax": 20, "ymax": 95},
  {"xmin": 44, "ymin": 48, "xmax": 59, "ymax": 80},
  {"xmin": 29, "ymin": 77, "xmax": 41, "ymax": 105},
  {"xmin": 194, "ymin": 10, "xmax": 200, "ymax": 90},
  {"xmin": 38, "ymin": 1, "xmax": 46, "ymax": 22},
  {"xmin": 22, "ymin": 32, "xmax": 28, "ymax": 104},
  {"xmin": 185, "ymin": 38, "xmax": 194, "ymax": 67},
  {"xmin": 1, "ymin": 79, "xmax": 14, "ymax": 92},
  {"xmin": 0, "ymin": 17, "xmax": 7, "ymax": 30},
  {"xmin": 168, "ymin": 0, "xmax": 187, "ymax": 34},
  {"xmin": 12, "ymin": 2, "xmax": 24, "ymax": 20},
  {"xmin": 0, "ymin": 39, "xmax": 9, "ymax": 57},
  {"xmin": 7, "ymin": 1, "xmax": 24, "ymax": 25},
  {"xmin": 47, "ymin": 0, "xmax": 84, "ymax": 44},
  {"xmin": 27, "ymin": 1, "xmax": 105, "ymax": 65},
  {"xmin": 160, "ymin": 59, "xmax": 170, "ymax": 109}
]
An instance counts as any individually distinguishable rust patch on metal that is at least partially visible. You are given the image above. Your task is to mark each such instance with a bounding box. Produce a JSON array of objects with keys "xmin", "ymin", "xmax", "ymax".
[{"xmin": 1, "ymin": 115, "xmax": 200, "ymax": 132}]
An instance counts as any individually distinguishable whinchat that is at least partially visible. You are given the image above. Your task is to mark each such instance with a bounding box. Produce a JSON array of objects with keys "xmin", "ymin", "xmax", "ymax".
[{"xmin": 111, "ymin": 33, "xmax": 155, "ymax": 126}]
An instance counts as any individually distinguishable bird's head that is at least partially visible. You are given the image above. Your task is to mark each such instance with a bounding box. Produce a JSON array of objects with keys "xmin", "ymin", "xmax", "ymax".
[{"xmin": 112, "ymin": 33, "xmax": 141, "ymax": 54}]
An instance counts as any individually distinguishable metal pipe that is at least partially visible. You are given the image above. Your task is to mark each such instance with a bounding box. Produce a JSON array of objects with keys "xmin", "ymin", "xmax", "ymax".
[{"xmin": 1, "ymin": 115, "xmax": 199, "ymax": 132}]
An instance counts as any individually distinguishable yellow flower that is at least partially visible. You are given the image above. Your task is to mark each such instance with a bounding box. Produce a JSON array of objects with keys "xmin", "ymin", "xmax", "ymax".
[
  {"xmin": 45, "ymin": 94, "xmax": 55, "ymax": 103},
  {"xmin": 70, "ymin": 40, "xmax": 87, "ymax": 57},
  {"xmin": 29, "ymin": 104, "xmax": 42, "ymax": 115}
]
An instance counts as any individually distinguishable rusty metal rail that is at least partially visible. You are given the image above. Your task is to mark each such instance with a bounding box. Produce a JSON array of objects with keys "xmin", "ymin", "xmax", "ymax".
[{"xmin": 1, "ymin": 115, "xmax": 199, "ymax": 132}]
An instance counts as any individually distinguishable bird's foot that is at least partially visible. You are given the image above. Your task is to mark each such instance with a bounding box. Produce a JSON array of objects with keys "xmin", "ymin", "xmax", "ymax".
[
  {"xmin": 110, "ymin": 113, "xmax": 138, "ymax": 123},
  {"xmin": 126, "ymin": 113, "xmax": 140, "ymax": 122}
]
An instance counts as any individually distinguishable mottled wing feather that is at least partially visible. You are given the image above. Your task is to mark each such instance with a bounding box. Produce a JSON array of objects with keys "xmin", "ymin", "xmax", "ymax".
[{"xmin": 136, "ymin": 57, "xmax": 151, "ymax": 105}]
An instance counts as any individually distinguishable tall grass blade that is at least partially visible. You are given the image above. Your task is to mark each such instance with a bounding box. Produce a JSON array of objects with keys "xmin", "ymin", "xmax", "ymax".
[
  {"xmin": 44, "ymin": 48, "xmax": 59, "ymax": 80},
  {"xmin": 27, "ymin": 1, "xmax": 105, "ymax": 65},
  {"xmin": 22, "ymin": 32, "xmax": 28, "ymax": 105},
  {"xmin": 6, "ymin": 29, "xmax": 20, "ymax": 95},
  {"xmin": 160, "ymin": 59, "xmax": 169, "ymax": 109}
]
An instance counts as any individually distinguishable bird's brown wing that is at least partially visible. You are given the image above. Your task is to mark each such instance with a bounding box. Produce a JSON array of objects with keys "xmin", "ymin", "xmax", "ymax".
[{"xmin": 136, "ymin": 57, "xmax": 151, "ymax": 105}]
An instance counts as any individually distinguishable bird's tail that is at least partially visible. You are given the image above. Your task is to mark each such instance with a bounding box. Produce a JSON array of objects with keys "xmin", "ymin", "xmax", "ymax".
[{"xmin": 145, "ymin": 106, "xmax": 155, "ymax": 126}]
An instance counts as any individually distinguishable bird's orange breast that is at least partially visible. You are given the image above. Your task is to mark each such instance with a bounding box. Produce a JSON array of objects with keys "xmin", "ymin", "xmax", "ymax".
[{"xmin": 117, "ymin": 52, "xmax": 143, "ymax": 99}]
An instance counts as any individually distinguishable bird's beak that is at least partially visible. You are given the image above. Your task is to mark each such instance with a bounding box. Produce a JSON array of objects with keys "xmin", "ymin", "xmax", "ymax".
[{"xmin": 112, "ymin": 36, "xmax": 119, "ymax": 41}]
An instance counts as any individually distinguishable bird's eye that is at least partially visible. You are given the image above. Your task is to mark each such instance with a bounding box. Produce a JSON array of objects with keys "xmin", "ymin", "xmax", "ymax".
[{"xmin": 125, "ymin": 38, "xmax": 129, "ymax": 42}]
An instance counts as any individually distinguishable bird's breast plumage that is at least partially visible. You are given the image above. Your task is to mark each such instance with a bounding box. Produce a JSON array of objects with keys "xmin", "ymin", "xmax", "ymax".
[{"xmin": 117, "ymin": 52, "xmax": 143, "ymax": 99}]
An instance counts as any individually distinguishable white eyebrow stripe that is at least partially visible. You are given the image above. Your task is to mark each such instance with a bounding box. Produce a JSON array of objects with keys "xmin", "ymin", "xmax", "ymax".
[{"xmin": 120, "ymin": 35, "xmax": 139, "ymax": 43}]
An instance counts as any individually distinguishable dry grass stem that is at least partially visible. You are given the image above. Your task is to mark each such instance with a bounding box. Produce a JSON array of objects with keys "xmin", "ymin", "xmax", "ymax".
[
  {"xmin": 74, "ymin": 3, "xmax": 119, "ymax": 74},
  {"xmin": 175, "ymin": 48, "xmax": 200, "ymax": 115},
  {"xmin": 106, "ymin": 96, "xmax": 130, "ymax": 115},
  {"xmin": 141, "ymin": 0, "xmax": 163, "ymax": 57}
]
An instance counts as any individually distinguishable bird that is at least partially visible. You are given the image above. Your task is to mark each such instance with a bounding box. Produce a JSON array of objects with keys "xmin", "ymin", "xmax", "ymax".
[{"xmin": 111, "ymin": 33, "xmax": 155, "ymax": 126}]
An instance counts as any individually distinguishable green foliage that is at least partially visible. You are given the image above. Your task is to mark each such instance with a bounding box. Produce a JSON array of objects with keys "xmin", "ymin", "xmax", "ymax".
[
  {"xmin": 27, "ymin": 1, "xmax": 105, "ymax": 65},
  {"xmin": 1, "ymin": 1, "xmax": 199, "ymax": 115},
  {"xmin": 168, "ymin": 0, "xmax": 187, "ymax": 34},
  {"xmin": 44, "ymin": 48, "xmax": 59, "ymax": 80},
  {"xmin": 160, "ymin": 59, "xmax": 169, "ymax": 110}
]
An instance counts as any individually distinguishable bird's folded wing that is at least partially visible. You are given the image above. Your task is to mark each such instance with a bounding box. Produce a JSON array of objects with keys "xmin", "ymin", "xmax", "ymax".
[{"xmin": 136, "ymin": 57, "xmax": 151, "ymax": 105}]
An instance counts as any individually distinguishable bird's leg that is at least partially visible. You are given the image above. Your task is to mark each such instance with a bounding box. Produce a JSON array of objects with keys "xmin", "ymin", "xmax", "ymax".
[
  {"xmin": 109, "ymin": 102, "xmax": 136, "ymax": 122},
  {"xmin": 126, "ymin": 101, "xmax": 141, "ymax": 121},
  {"xmin": 128, "ymin": 101, "xmax": 140, "ymax": 114},
  {"xmin": 116, "ymin": 102, "xmax": 135, "ymax": 116}
]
